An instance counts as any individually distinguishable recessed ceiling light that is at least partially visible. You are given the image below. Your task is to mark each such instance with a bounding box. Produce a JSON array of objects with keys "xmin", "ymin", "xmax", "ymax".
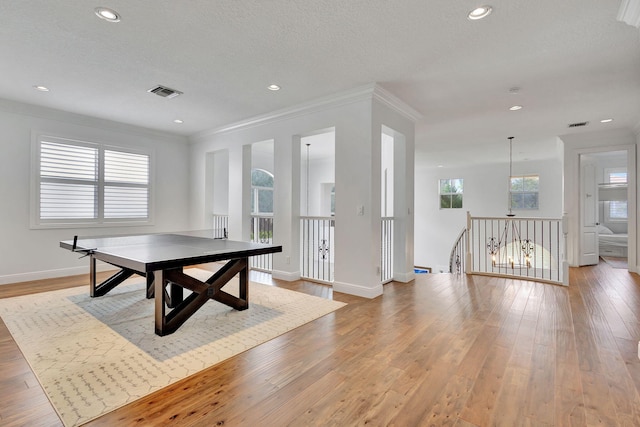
[
  {"xmin": 437, "ymin": 165, "xmax": 444, "ymax": 168},
  {"xmin": 267, "ymin": 84, "xmax": 281, "ymax": 91},
  {"xmin": 600, "ymin": 118, "xmax": 613, "ymax": 123},
  {"xmin": 33, "ymin": 85, "xmax": 50, "ymax": 92},
  {"xmin": 468, "ymin": 6, "xmax": 492, "ymax": 20},
  {"xmin": 173, "ymin": 119, "xmax": 184, "ymax": 124},
  {"xmin": 509, "ymin": 105, "xmax": 523, "ymax": 111},
  {"xmin": 95, "ymin": 7, "xmax": 121, "ymax": 22}
]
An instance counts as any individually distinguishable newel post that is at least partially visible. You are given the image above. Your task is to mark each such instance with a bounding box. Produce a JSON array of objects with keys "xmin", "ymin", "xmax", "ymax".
[
  {"xmin": 465, "ymin": 211, "xmax": 472, "ymax": 274},
  {"xmin": 562, "ymin": 213, "xmax": 569, "ymax": 285}
]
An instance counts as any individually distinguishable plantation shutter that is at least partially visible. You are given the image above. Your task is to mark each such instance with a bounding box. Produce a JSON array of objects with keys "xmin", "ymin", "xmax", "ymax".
[
  {"xmin": 39, "ymin": 140, "xmax": 98, "ymax": 219},
  {"xmin": 104, "ymin": 150, "xmax": 149, "ymax": 219}
]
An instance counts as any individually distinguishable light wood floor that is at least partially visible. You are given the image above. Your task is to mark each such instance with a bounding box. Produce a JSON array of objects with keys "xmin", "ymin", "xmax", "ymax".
[{"xmin": 1, "ymin": 262, "xmax": 639, "ymax": 426}]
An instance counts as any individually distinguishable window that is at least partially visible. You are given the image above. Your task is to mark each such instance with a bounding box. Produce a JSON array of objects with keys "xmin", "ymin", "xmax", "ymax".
[
  {"xmin": 439, "ymin": 179, "xmax": 463, "ymax": 209},
  {"xmin": 251, "ymin": 168, "xmax": 273, "ymax": 214},
  {"xmin": 35, "ymin": 135, "xmax": 151, "ymax": 226},
  {"xmin": 510, "ymin": 175, "xmax": 539, "ymax": 210},
  {"xmin": 605, "ymin": 169, "xmax": 627, "ymax": 221}
]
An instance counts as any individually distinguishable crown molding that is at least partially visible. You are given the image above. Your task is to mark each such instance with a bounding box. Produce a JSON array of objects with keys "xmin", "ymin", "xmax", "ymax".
[
  {"xmin": 371, "ymin": 85, "xmax": 423, "ymax": 122},
  {"xmin": 617, "ymin": 0, "xmax": 640, "ymax": 28},
  {"xmin": 190, "ymin": 83, "xmax": 421, "ymax": 143}
]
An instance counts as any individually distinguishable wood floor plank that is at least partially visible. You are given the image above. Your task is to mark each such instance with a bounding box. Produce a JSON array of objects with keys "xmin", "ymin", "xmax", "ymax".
[
  {"xmin": 580, "ymin": 370, "xmax": 620, "ymax": 426},
  {"xmin": 459, "ymin": 344, "xmax": 512, "ymax": 426},
  {"xmin": 600, "ymin": 348, "xmax": 640, "ymax": 425},
  {"xmin": 615, "ymin": 337, "xmax": 640, "ymax": 398},
  {"xmin": 421, "ymin": 374, "xmax": 474, "ymax": 426},
  {"xmin": 525, "ymin": 343, "xmax": 556, "ymax": 424},
  {"xmin": 1, "ymin": 262, "xmax": 639, "ymax": 426},
  {"xmin": 489, "ymin": 365, "xmax": 530, "ymax": 426}
]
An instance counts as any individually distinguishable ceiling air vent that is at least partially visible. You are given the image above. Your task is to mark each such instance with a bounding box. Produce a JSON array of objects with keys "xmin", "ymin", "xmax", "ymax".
[
  {"xmin": 568, "ymin": 121, "xmax": 589, "ymax": 128},
  {"xmin": 147, "ymin": 85, "xmax": 183, "ymax": 99}
]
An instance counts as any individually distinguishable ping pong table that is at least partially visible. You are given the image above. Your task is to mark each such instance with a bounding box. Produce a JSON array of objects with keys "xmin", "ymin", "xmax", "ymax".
[{"xmin": 60, "ymin": 232, "xmax": 282, "ymax": 336}]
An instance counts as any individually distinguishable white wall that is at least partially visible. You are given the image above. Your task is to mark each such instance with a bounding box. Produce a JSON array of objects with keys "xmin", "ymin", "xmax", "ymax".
[
  {"xmin": 205, "ymin": 149, "xmax": 229, "ymax": 218},
  {"xmin": 414, "ymin": 156, "xmax": 563, "ymax": 272},
  {"xmin": 251, "ymin": 140, "xmax": 274, "ymax": 173},
  {"xmin": 301, "ymin": 156, "xmax": 335, "ymax": 217},
  {"xmin": 0, "ymin": 100, "xmax": 190, "ymax": 284}
]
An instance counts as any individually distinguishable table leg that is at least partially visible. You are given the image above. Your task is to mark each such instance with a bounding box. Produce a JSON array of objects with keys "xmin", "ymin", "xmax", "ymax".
[
  {"xmin": 154, "ymin": 269, "xmax": 166, "ymax": 336},
  {"xmin": 89, "ymin": 255, "xmax": 97, "ymax": 297},
  {"xmin": 239, "ymin": 257, "xmax": 248, "ymax": 303},
  {"xmin": 153, "ymin": 258, "xmax": 250, "ymax": 336}
]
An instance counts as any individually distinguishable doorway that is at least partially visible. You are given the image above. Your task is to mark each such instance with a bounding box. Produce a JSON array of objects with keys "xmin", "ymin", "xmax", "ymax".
[{"xmin": 579, "ymin": 149, "xmax": 631, "ymax": 268}]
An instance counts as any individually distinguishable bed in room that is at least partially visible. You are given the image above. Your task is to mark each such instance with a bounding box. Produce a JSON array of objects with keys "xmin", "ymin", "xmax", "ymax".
[{"xmin": 598, "ymin": 225, "xmax": 628, "ymax": 258}]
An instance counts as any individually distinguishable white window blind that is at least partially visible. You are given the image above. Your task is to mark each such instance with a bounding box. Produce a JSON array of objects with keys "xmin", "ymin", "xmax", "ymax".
[
  {"xmin": 609, "ymin": 201, "xmax": 628, "ymax": 219},
  {"xmin": 36, "ymin": 136, "xmax": 151, "ymax": 225},
  {"xmin": 40, "ymin": 141, "xmax": 98, "ymax": 219},
  {"xmin": 606, "ymin": 170, "xmax": 627, "ymax": 221},
  {"xmin": 104, "ymin": 150, "xmax": 149, "ymax": 218}
]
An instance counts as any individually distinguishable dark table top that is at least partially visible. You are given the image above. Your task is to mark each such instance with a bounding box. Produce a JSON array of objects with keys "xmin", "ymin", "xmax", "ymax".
[{"xmin": 60, "ymin": 232, "xmax": 282, "ymax": 272}]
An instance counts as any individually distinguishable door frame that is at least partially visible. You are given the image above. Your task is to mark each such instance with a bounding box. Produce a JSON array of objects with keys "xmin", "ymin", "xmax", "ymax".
[{"xmin": 569, "ymin": 144, "xmax": 636, "ymax": 271}]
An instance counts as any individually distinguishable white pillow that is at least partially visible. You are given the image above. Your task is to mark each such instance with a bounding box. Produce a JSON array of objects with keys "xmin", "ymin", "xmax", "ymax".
[{"xmin": 597, "ymin": 224, "xmax": 614, "ymax": 234}]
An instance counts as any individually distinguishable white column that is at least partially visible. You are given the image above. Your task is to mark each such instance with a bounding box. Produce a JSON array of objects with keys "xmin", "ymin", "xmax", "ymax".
[
  {"xmin": 272, "ymin": 135, "xmax": 301, "ymax": 281},
  {"xmin": 228, "ymin": 144, "xmax": 251, "ymax": 240},
  {"xmin": 204, "ymin": 149, "xmax": 229, "ymax": 225},
  {"xmin": 333, "ymin": 113, "xmax": 383, "ymax": 298},
  {"xmin": 392, "ymin": 131, "xmax": 415, "ymax": 282}
]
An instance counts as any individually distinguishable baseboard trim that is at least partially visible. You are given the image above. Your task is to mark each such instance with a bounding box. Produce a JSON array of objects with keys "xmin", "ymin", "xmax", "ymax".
[
  {"xmin": 333, "ymin": 281, "xmax": 383, "ymax": 299},
  {"xmin": 0, "ymin": 263, "xmax": 112, "ymax": 286},
  {"xmin": 271, "ymin": 270, "xmax": 301, "ymax": 282},
  {"xmin": 393, "ymin": 271, "xmax": 415, "ymax": 283}
]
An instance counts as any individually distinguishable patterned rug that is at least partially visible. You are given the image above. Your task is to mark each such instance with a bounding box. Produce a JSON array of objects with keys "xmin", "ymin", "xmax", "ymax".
[{"xmin": 0, "ymin": 269, "xmax": 345, "ymax": 426}]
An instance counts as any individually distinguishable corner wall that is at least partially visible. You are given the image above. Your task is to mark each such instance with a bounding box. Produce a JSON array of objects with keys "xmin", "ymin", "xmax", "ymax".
[{"xmin": 0, "ymin": 100, "xmax": 190, "ymax": 284}]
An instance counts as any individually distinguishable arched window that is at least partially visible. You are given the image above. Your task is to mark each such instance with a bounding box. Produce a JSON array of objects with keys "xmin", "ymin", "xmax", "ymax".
[{"xmin": 251, "ymin": 168, "xmax": 274, "ymax": 214}]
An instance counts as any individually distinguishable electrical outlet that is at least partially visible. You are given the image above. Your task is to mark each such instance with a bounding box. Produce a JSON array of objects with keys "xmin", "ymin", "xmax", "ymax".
[
  {"xmin": 285, "ymin": 256, "xmax": 290, "ymax": 265},
  {"xmin": 357, "ymin": 205, "xmax": 364, "ymax": 216}
]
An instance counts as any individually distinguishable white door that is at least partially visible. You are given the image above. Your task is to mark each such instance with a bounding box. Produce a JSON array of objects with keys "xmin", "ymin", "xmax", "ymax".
[{"xmin": 580, "ymin": 156, "xmax": 599, "ymax": 265}]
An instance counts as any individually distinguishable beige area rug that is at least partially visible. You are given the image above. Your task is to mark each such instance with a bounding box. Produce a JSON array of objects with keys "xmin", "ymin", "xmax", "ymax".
[
  {"xmin": 601, "ymin": 256, "xmax": 628, "ymax": 269},
  {"xmin": 0, "ymin": 269, "xmax": 345, "ymax": 426}
]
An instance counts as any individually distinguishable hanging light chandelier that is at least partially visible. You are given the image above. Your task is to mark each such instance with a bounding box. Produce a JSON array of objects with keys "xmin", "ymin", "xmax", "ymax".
[{"xmin": 486, "ymin": 137, "xmax": 534, "ymax": 269}]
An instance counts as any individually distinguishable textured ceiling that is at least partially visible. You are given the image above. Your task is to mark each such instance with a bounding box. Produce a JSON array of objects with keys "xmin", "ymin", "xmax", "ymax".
[{"xmin": 0, "ymin": 0, "xmax": 638, "ymax": 166}]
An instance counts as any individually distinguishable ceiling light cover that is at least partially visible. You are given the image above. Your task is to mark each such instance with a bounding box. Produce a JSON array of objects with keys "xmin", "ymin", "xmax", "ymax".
[
  {"xmin": 33, "ymin": 85, "xmax": 50, "ymax": 92},
  {"xmin": 509, "ymin": 105, "xmax": 523, "ymax": 111},
  {"xmin": 468, "ymin": 6, "xmax": 493, "ymax": 20},
  {"xmin": 95, "ymin": 7, "xmax": 121, "ymax": 22},
  {"xmin": 600, "ymin": 118, "xmax": 614, "ymax": 123},
  {"xmin": 173, "ymin": 119, "xmax": 183, "ymax": 124},
  {"xmin": 267, "ymin": 84, "xmax": 281, "ymax": 91}
]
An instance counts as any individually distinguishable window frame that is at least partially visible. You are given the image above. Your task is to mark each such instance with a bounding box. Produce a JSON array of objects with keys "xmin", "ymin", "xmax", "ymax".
[
  {"xmin": 439, "ymin": 178, "xmax": 463, "ymax": 209},
  {"xmin": 509, "ymin": 174, "xmax": 539, "ymax": 211},
  {"xmin": 603, "ymin": 168, "xmax": 627, "ymax": 222},
  {"xmin": 31, "ymin": 133, "xmax": 154, "ymax": 229},
  {"xmin": 250, "ymin": 168, "xmax": 274, "ymax": 215}
]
